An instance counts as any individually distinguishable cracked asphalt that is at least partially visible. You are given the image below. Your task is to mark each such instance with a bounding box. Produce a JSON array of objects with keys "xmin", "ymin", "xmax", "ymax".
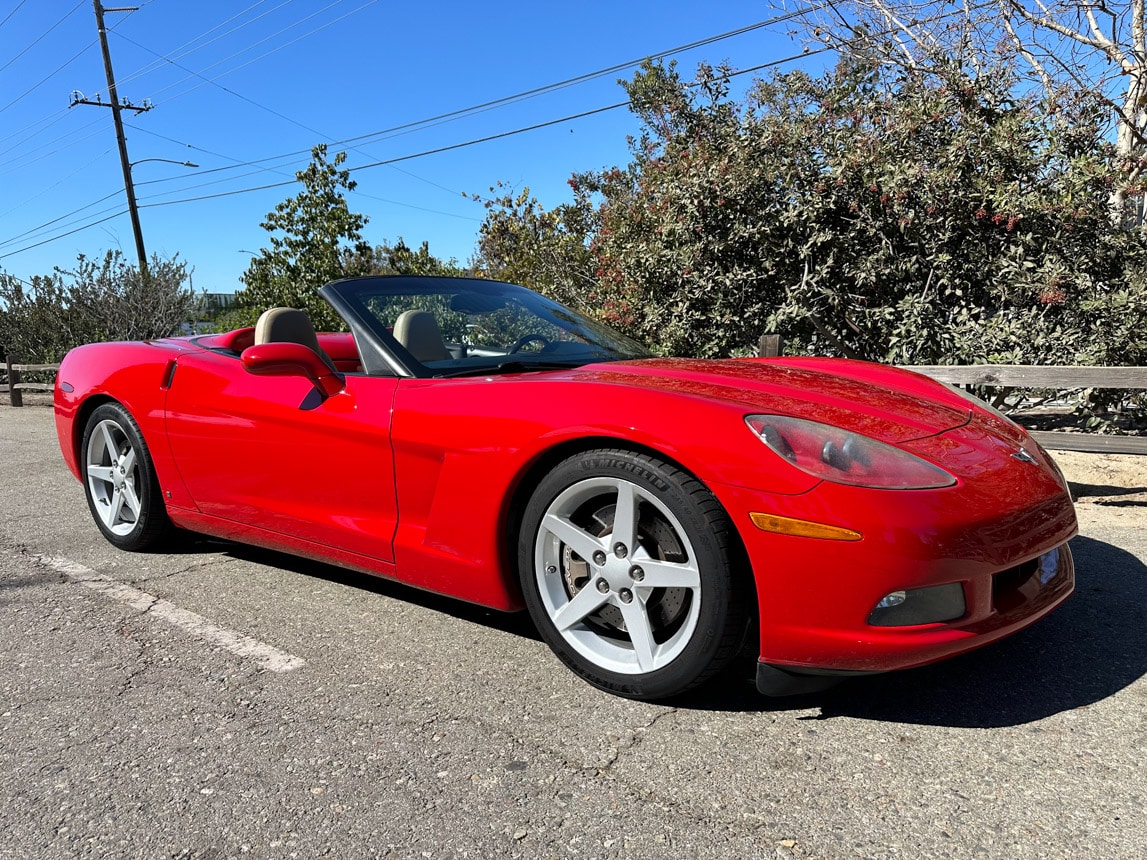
[{"xmin": 1, "ymin": 403, "xmax": 1145, "ymax": 859}]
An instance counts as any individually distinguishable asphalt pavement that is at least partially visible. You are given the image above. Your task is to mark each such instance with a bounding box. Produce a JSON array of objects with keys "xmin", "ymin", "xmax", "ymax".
[{"xmin": 1, "ymin": 403, "xmax": 1144, "ymax": 859}]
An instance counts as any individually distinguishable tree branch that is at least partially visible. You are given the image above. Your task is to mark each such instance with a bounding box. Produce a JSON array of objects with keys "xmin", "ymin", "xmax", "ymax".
[
  {"xmin": 1000, "ymin": 2, "xmax": 1056, "ymax": 95},
  {"xmin": 1008, "ymin": 0, "xmax": 1130, "ymax": 67}
]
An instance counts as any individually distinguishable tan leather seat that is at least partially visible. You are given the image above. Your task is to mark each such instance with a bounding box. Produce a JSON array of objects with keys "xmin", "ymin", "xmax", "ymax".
[
  {"xmin": 393, "ymin": 309, "xmax": 451, "ymax": 362},
  {"xmin": 254, "ymin": 307, "xmax": 338, "ymax": 373}
]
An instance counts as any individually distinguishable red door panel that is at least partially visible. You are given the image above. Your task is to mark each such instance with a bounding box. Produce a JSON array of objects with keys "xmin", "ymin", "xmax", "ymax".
[{"xmin": 164, "ymin": 351, "xmax": 399, "ymax": 562}]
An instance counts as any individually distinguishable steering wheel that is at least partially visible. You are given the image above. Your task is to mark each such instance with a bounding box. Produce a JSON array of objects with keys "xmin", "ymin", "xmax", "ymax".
[{"xmin": 508, "ymin": 333, "xmax": 552, "ymax": 354}]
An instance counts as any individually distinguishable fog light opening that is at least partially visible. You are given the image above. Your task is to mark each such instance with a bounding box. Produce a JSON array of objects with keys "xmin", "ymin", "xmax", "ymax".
[
  {"xmin": 875, "ymin": 590, "xmax": 907, "ymax": 609},
  {"xmin": 868, "ymin": 582, "xmax": 966, "ymax": 627}
]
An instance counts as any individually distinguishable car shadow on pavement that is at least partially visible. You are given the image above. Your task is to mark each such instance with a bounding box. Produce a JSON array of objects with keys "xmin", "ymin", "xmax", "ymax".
[
  {"xmin": 1070, "ymin": 482, "xmax": 1147, "ymax": 504},
  {"xmin": 215, "ymin": 540, "xmax": 543, "ymax": 641},
  {"xmin": 182, "ymin": 533, "xmax": 1142, "ymax": 724},
  {"xmin": 692, "ymin": 534, "xmax": 1146, "ymax": 725}
]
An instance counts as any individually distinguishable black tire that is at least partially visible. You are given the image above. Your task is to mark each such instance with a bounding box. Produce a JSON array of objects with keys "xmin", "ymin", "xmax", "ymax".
[
  {"xmin": 80, "ymin": 403, "xmax": 172, "ymax": 551},
  {"xmin": 518, "ymin": 448, "xmax": 749, "ymax": 700}
]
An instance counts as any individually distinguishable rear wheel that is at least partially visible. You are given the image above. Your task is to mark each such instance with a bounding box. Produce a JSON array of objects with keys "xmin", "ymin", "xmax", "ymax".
[
  {"xmin": 518, "ymin": 449, "xmax": 748, "ymax": 700},
  {"xmin": 81, "ymin": 403, "xmax": 171, "ymax": 551}
]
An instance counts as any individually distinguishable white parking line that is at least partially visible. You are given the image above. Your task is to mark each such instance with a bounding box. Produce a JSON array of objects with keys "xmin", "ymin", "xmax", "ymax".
[{"xmin": 38, "ymin": 555, "xmax": 306, "ymax": 673}]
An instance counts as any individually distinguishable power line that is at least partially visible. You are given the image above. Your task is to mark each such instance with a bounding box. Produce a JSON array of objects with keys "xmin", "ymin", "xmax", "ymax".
[
  {"xmin": 0, "ymin": 272, "xmax": 37, "ymax": 288},
  {"xmin": 0, "ymin": 0, "xmax": 232, "ymax": 162},
  {"xmin": 348, "ymin": 53, "xmax": 827, "ymax": 171},
  {"xmin": 0, "ymin": 37, "xmax": 98, "ymax": 115},
  {"xmin": 0, "ymin": 0, "xmax": 85, "ymax": 75},
  {"xmin": 0, "ymin": 3, "xmax": 814, "ymax": 182},
  {"xmin": 0, "ymin": 85, "xmax": 86, "ymax": 151},
  {"xmin": 1, "ymin": 15, "xmax": 823, "ymax": 260},
  {"xmin": 0, "ymin": 0, "xmax": 368, "ymax": 170},
  {"xmin": 0, "ymin": 2, "xmax": 137, "ymax": 156},
  {"xmin": 2, "ymin": 48, "xmax": 816, "ymax": 259},
  {"xmin": 0, "ymin": 193, "xmax": 127, "ymax": 251},
  {"xmin": 31, "ymin": 9, "xmax": 810, "ymax": 220},
  {"xmin": 0, "ymin": 209, "xmax": 128, "ymax": 260},
  {"xmin": 112, "ymin": 28, "xmax": 466, "ymax": 201},
  {"xmin": 345, "ymin": 189, "xmax": 482, "ymax": 223},
  {"xmin": 114, "ymin": 29, "xmax": 333, "ymax": 138},
  {"xmin": 0, "ymin": 156, "xmax": 116, "ymax": 223},
  {"xmin": 135, "ymin": 52, "xmax": 821, "ymax": 208},
  {"xmin": 0, "ymin": 200, "xmax": 126, "ymax": 255},
  {"xmin": 116, "ymin": 122, "xmax": 294, "ymax": 183},
  {"xmin": 0, "ymin": 122, "xmax": 107, "ymax": 179},
  {"xmin": 115, "ymin": 9, "xmax": 824, "ymax": 195},
  {"xmin": 0, "ymin": 96, "xmax": 596, "ymax": 254},
  {"xmin": 5, "ymin": 1, "xmax": 1016, "ymax": 267},
  {"xmin": 140, "ymin": 0, "xmax": 377, "ymax": 106},
  {"xmin": 300, "ymin": 12, "xmax": 819, "ymax": 156},
  {"xmin": 134, "ymin": 158, "xmax": 300, "ymax": 199},
  {"xmin": 0, "ymin": 0, "xmax": 29, "ymax": 32},
  {"xmin": 332, "ymin": 10, "xmax": 820, "ymax": 150},
  {"xmin": 8, "ymin": 0, "xmax": 301, "ymax": 146},
  {"xmin": 0, "ymin": 114, "xmax": 103, "ymax": 166},
  {"xmin": 111, "ymin": 0, "xmax": 294, "ymax": 91},
  {"xmin": 2, "ymin": 7, "xmax": 814, "ymax": 179}
]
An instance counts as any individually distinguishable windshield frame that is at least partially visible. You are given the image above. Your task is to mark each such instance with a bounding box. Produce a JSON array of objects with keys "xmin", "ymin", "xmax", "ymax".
[{"xmin": 320, "ymin": 275, "xmax": 651, "ymax": 379}]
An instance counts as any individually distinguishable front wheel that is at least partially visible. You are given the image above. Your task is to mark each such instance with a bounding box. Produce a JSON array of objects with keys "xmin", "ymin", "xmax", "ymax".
[
  {"xmin": 518, "ymin": 449, "xmax": 749, "ymax": 700},
  {"xmin": 81, "ymin": 403, "xmax": 171, "ymax": 551}
]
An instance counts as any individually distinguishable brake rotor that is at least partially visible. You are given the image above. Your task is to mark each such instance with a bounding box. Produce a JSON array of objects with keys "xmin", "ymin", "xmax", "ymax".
[{"xmin": 559, "ymin": 502, "xmax": 689, "ymax": 640}]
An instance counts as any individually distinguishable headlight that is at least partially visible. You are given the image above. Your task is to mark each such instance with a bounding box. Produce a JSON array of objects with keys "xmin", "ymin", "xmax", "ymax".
[{"xmin": 745, "ymin": 415, "xmax": 956, "ymax": 489}]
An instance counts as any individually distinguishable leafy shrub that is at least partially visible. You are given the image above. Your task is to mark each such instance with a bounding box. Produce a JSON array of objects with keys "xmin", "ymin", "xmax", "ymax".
[
  {"xmin": 477, "ymin": 53, "xmax": 1147, "ymax": 370},
  {"xmin": 0, "ymin": 251, "xmax": 195, "ymax": 363}
]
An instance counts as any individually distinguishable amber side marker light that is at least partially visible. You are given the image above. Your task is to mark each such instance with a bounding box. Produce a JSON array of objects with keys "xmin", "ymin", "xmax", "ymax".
[{"xmin": 750, "ymin": 512, "xmax": 863, "ymax": 542}]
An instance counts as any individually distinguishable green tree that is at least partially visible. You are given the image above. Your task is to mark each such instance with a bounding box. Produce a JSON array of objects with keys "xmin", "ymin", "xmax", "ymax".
[
  {"xmin": 480, "ymin": 55, "xmax": 1147, "ymax": 368},
  {"xmin": 236, "ymin": 145, "xmax": 372, "ymax": 330},
  {"xmin": 0, "ymin": 251, "xmax": 195, "ymax": 362},
  {"xmin": 471, "ymin": 183, "xmax": 596, "ymax": 310},
  {"xmin": 795, "ymin": 1, "xmax": 1147, "ymax": 220},
  {"xmin": 378, "ymin": 238, "xmax": 469, "ymax": 276}
]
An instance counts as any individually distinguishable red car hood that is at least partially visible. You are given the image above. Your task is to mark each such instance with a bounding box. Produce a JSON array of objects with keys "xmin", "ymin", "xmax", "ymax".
[{"xmin": 573, "ymin": 356, "xmax": 972, "ymax": 444}]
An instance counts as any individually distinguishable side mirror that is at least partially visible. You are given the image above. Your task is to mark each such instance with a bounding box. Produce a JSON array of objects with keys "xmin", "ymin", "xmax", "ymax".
[{"xmin": 240, "ymin": 343, "xmax": 345, "ymax": 398}]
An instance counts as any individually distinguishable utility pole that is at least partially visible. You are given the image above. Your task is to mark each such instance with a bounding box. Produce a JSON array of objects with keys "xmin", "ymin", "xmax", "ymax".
[{"xmin": 70, "ymin": 1, "xmax": 153, "ymax": 282}]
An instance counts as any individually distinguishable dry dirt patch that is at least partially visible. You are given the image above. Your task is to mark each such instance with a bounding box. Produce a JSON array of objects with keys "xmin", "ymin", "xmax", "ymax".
[{"xmin": 1053, "ymin": 450, "xmax": 1147, "ymax": 507}]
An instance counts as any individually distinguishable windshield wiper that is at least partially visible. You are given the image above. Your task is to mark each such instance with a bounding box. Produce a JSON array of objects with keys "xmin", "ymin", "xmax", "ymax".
[{"xmin": 434, "ymin": 359, "xmax": 586, "ymax": 379}]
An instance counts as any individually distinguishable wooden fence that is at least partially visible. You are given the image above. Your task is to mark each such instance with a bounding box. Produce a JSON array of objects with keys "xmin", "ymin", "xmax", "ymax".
[
  {"xmin": 3, "ymin": 355, "xmax": 59, "ymax": 408},
  {"xmin": 758, "ymin": 337, "xmax": 1147, "ymax": 455},
  {"xmin": 6, "ymin": 348, "xmax": 1147, "ymax": 454},
  {"xmin": 889, "ymin": 365, "xmax": 1147, "ymax": 455}
]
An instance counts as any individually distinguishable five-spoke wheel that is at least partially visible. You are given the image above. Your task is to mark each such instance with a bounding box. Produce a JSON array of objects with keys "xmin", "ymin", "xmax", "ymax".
[
  {"xmin": 81, "ymin": 403, "xmax": 170, "ymax": 551},
  {"xmin": 519, "ymin": 449, "xmax": 748, "ymax": 700}
]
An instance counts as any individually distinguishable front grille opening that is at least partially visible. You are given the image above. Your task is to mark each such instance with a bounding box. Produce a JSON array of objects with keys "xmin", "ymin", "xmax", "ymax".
[{"xmin": 992, "ymin": 558, "xmax": 1040, "ymax": 613}]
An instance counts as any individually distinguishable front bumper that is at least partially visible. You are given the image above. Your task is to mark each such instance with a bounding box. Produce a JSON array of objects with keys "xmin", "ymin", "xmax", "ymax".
[
  {"xmin": 713, "ymin": 420, "xmax": 1078, "ymax": 679},
  {"xmin": 750, "ymin": 543, "xmax": 1073, "ymax": 690}
]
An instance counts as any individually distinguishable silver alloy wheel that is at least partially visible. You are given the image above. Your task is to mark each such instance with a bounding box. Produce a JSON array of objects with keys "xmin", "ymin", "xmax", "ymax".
[
  {"xmin": 533, "ymin": 476, "xmax": 703, "ymax": 675},
  {"xmin": 85, "ymin": 418, "xmax": 142, "ymax": 537}
]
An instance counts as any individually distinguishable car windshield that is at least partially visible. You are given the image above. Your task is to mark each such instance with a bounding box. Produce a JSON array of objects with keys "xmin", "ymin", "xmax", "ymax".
[{"xmin": 329, "ymin": 277, "xmax": 652, "ymax": 377}]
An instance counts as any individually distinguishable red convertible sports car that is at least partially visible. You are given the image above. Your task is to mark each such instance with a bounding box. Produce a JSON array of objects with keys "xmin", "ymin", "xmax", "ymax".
[{"xmin": 55, "ymin": 276, "xmax": 1077, "ymax": 699}]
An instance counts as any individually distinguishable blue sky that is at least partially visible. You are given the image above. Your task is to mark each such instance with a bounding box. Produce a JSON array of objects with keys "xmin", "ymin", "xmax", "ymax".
[{"xmin": 0, "ymin": 1, "xmax": 827, "ymax": 293}]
